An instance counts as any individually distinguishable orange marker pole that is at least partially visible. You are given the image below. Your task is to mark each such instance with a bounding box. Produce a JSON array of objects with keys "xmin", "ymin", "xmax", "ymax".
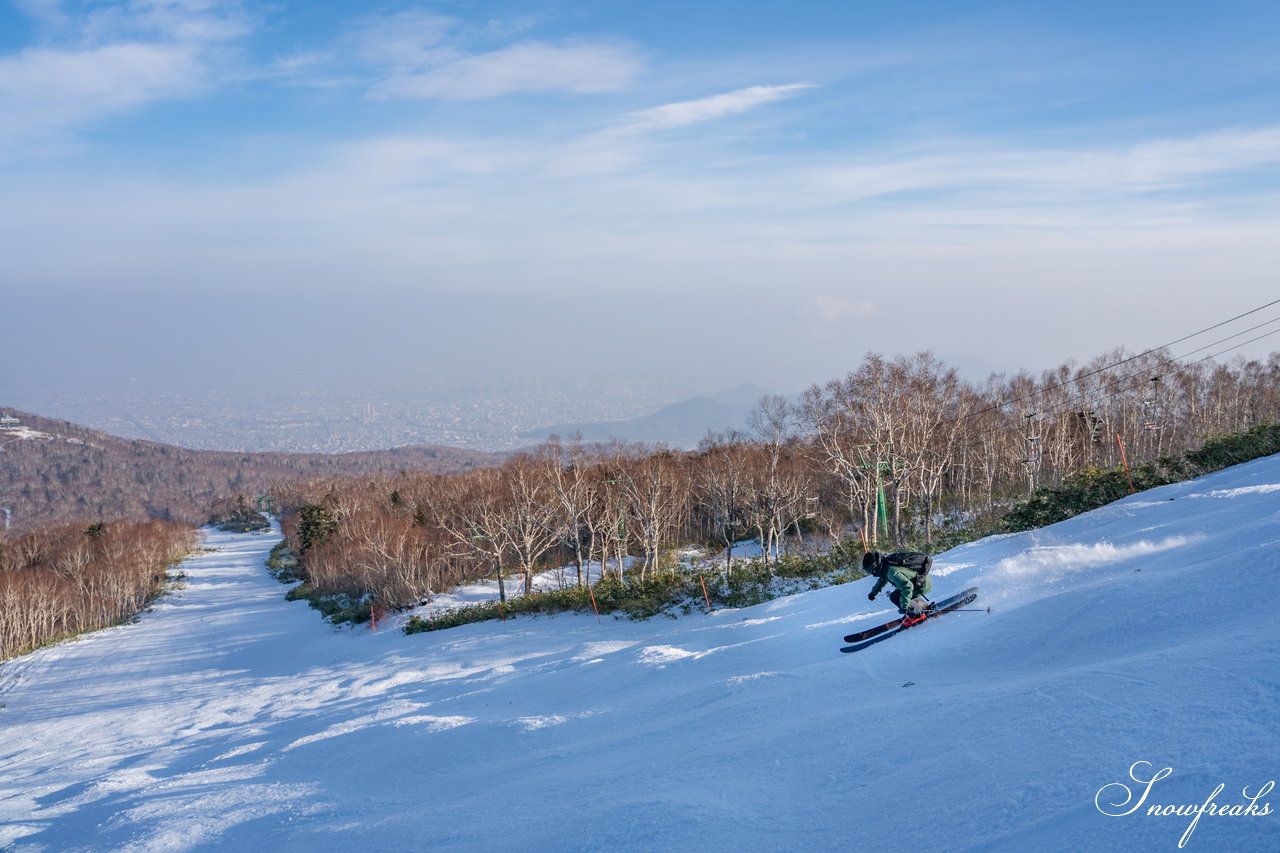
[
  {"xmin": 587, "ymin": 583, "xmax": 601, "ymax": 624},
  {"xmin": 700, "ymin": 574, "xmax": 713, "ymax": 613},
  {"xmin": 1115, "ymin": 434, "xmax": 1136, "ymax": 494}
]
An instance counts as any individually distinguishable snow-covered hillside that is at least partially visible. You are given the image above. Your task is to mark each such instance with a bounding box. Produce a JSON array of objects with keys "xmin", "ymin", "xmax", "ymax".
[{"xmin": 2, "ymin": 457, "xmax": 1278, "ymax": 852}]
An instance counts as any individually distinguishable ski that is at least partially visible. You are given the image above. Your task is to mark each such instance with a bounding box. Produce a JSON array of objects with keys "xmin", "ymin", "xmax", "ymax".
[
  {"xmin": 841, "ymin": 586, "xmax": 978, "ymax": 643},
  {"xmin": 840, "ymin": 587, "xmax": 979, "ymax": 654},
  {"xmin": 842, "ymin": 615, "xmax": 905, "ymax": 644}
]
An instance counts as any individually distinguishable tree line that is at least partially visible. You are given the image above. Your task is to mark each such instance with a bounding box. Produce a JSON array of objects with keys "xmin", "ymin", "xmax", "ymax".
[
  {"xmin": 0, "ymin": 519, "xmax": 196, "ymax": 661},
  {"xmin": 0, "ymin": 409, "xmax": 503, "ymax": 533},
  {"xmin": 0, "ymin": 409, "xmax": 501, "ymax": 659},
  {"xmin": 273, "ymin": 348, "xmax": 1280, "ymax": 614}
]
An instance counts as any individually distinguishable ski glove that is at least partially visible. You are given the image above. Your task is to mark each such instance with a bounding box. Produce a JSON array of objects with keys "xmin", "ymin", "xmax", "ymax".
[{"xmin": 867, "ymin": 592, "xmax": 876, "ymax": 601}]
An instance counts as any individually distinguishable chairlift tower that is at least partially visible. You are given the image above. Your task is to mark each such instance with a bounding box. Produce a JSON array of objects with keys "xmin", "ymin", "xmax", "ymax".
[
  {"xmin": 856, "ymin": 444, "xmax": 902, "ymax": 546},
  {"xmin": 1021, "ymin": 413, "xmax": 1043, "ymax": 496}
]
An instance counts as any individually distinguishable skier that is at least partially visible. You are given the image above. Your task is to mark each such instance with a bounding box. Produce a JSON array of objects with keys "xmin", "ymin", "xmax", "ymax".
[{"xmin": 862, "ymin": 550, "xmax": 932, "ymax": 617}]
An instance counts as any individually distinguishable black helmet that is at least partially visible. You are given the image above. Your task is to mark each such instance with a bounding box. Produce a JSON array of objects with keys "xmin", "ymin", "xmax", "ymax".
[{"xmin": 861, "ymin": 551, "xmax": 880, "ymax": 573}]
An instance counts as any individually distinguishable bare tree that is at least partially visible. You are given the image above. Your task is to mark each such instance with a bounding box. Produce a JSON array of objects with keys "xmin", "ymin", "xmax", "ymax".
[
  {"xmin": 620, "ymin": 447, "xmax": 688, "ymax": 579},
  {"xmin": 540, "ymin": 436, "xmax": 597, "ymax": 587},
  {"xmin": 694, "ymin": 432, "xmax": 751, "ymax": 576},
  {"xmin": 501, "ymin": 455, "xmax": 561, "ymax": 594}
]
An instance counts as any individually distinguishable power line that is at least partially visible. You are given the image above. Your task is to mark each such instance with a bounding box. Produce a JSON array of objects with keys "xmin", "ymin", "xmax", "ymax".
[
  {"xmin": 795, "ymin": 297, "xmax": 1280, "ymax": 464},
  {"xmin": 1029, "ymin": 319, "xmax": 1280, "ymax": 418},
  {"xmin": 1139, "ymin": 297, "xmax": 1280, "ymax": 353},
  {"xmin": 1184, "ymin": 327, "xmax": 1280, "ymax": 369},
  {"xmin": 974, "ymin": 297, "xmax": 1280, "ymax": 421},
  {"xmin": 1020, "ymin": 326, "xmax": 1280, "ymax": 430},
  {"xmin": 1160, "ymin": 314, "xmax": 1280, "ymax": 364},
  {"xmin": 907, "ymin": 319, "xmax": 1280, "ymax": 465},
  {"xmin": 792, "ymin": 300, "xmax": 1280, "ymax": 512}
]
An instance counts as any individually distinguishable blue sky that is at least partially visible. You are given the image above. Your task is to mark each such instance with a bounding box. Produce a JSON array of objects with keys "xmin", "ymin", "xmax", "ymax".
[{"xmin": 3, "ymin": 0, "xmax": 1280, "ymax": 396}]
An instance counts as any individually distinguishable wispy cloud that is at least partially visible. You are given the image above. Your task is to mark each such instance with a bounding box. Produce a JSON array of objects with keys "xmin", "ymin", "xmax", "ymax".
[
  {"xmin": 369, "ymin": 39, "xmax": 642, "ymax": 100},
  {"xmin": 734, "ymin": 124, "xmax": 1280, "ymax": 216},
  {"xmin": 1115, "ymin": 126, "xmax": 1280, "ymax": 186},
  {"xmin": 547, "ymin": 83, "xmax": 816, "ymax": 176},
  {"xmin": 619, "ymin": 83, "xmax": 815, "ymax": 132},
  {"xmin": 352, "ymin": 10, "xmax": 457, "ymax": 70},
  {"xmin": 0, "ymin": 0, "xmax": 248, "ymax": 152},
  {"xmin": 0, "ymin": 43, "xmax": 204, "ymax": 147},
  {"xmin": 11, "ymin": 0, "xmax": 71, "ymax": 31}
]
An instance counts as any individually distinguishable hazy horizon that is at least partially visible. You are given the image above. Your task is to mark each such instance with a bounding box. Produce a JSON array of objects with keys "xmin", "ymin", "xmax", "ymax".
[{"xmin": 4, "ymin": 1, "xmax": 1280, "ymax": 419}]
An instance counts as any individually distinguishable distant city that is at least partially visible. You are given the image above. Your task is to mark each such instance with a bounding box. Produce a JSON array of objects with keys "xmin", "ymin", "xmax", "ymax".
[{"xmin": 0, "ymin": 377, "xmax": 711, "ymax": 453}]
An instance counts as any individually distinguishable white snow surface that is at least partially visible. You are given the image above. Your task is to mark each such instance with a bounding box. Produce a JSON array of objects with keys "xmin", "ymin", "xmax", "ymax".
[
  {"xmin": 3, "ymin": 458, "xmax": 1279, "ymax": 852},
  {"xmin": 0, "ymin": 425, "xmax": 54, "ymax": 443}
]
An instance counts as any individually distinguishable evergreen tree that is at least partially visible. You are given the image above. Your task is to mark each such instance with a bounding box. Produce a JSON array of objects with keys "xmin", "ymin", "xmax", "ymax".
[{"xmin": 297, "ymin": 504, "xmax": 337, "ymax": 552}]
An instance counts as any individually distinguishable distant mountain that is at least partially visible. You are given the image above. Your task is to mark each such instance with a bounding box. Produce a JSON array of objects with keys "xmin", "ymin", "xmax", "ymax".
[
  {"xmin": 0, "ymin": 409, "xmax": 505, "ymax": 533},
  {"xmin": 521, "ymin": 384, "xmax": 771, "ymax": 448}
]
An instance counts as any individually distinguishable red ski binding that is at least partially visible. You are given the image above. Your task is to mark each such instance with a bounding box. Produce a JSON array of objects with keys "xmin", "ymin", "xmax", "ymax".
[{"xmin": 901, "ymin": 611, "xmax": 928, "ymax": 628}]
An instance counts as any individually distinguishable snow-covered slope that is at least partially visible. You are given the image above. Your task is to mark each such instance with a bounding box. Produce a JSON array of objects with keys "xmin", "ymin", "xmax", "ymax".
[{"xmin": 2, "ymin": 457, "xmax": 1278, "ymax": 852}]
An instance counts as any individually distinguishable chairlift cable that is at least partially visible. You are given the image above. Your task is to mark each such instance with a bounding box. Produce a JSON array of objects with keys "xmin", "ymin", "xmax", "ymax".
[
  {"xmin": 969, "ymin": 297, "xmax": 1280, "ymax": 420},
  {"xmin": 1020, "ymin": 327, "xmax": 1280, "ymax": 427}
]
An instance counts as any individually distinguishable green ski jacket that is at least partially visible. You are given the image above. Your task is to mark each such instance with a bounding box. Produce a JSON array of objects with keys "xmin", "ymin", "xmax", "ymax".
[{"xmin": 869, "ymin": 563, "xmax": 932, "ymax": 612}]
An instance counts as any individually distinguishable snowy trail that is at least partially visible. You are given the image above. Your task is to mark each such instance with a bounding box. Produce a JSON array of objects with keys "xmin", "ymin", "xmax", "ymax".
[
  {"xmin": 2, "ymin": 458, "xmax": 1279, "ymax": 852},
  {"xmin": 0, "ymin": 530, "xmax": 347, "ymax": 849}
]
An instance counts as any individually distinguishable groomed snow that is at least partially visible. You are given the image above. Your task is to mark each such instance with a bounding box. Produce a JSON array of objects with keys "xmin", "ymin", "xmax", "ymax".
[{"xmin": 2, "ymin": 456, "xmax": 1278, "ymax": 852}]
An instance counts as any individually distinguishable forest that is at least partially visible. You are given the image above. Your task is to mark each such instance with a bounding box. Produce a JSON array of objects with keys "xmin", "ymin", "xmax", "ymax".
[
  {"xmin": 0, "ymin": 519, "xmax": 196, "ymax": 661},
  {"xmin": 271, "ymin": 348, "xmax": 1280, "ymax": 619}
]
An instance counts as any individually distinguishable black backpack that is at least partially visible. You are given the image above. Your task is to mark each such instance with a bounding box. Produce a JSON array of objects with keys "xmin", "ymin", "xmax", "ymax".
[{"xmin": 883, "ymin": 551, "xmax": 932, "ymax": 576}]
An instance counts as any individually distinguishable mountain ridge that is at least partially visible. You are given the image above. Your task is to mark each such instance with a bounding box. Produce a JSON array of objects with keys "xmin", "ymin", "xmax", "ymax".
[
  {"xmin": 520, "ymin": 383, "xmax": 772, "ymax": 447},
  {"xmin": 0, "ymin": 408, "xmax": 505, "ymax": 533}
]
